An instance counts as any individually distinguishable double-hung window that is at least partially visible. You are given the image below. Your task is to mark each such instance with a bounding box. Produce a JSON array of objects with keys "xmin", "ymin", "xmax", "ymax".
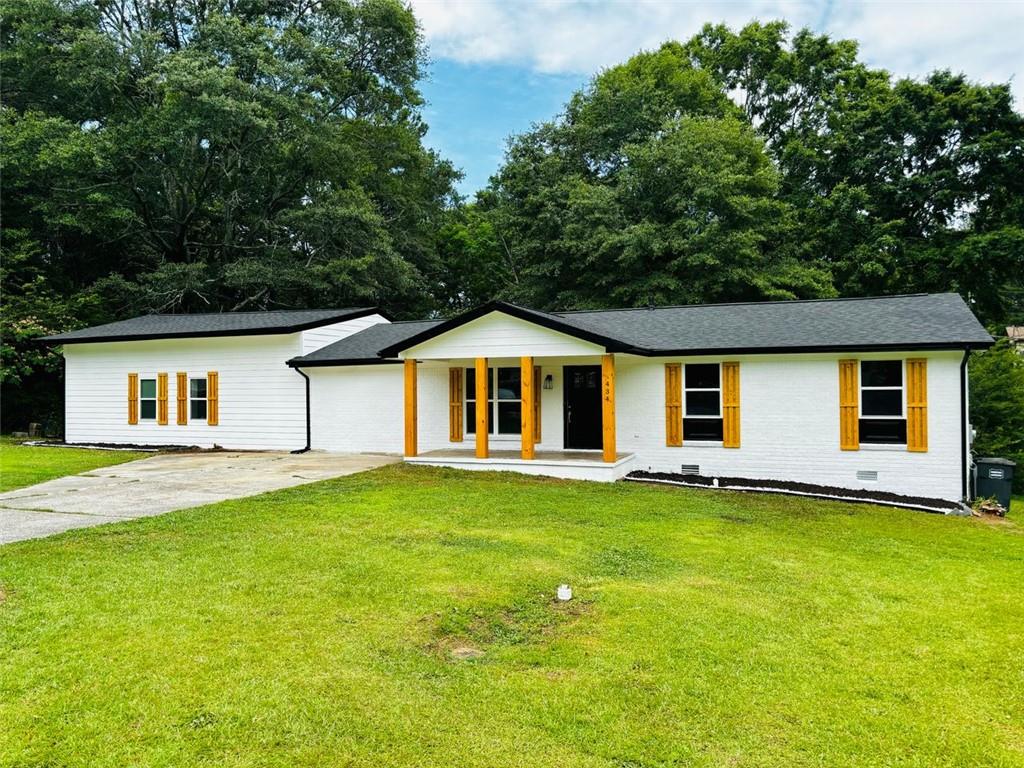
[
  {"xmin": 683, "ymin": 363, "xmax": 723, "ymax": 441},
  {"xmin": 466, "ymin": 367, "xmax": 522, "ymax": 435},
  {"xmin": 139, "ymin": 378, "xmax": 157, "ymax": 420},
  {"xmin": 190, "ymin": 377, "xmax": 208, "ymax": 421},
  {"xmin": 859, "ymin": 361, "xmax": 906, "ymax": 444}
]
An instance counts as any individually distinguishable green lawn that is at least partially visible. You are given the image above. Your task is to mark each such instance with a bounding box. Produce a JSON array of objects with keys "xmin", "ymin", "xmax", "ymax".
[
  {"xmin": 2, "ymin": 466, "xmax": 1022, "ymax": 767},
  {"xmin": 0, "ymin": 437, "xmax": 149, "ymax": 492}
]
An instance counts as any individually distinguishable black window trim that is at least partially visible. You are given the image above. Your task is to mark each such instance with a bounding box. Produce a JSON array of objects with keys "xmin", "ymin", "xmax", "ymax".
[
  {"xmin": 859, "ymin": 359, "xmax": 907, "ymax": 445},
  {"xmin": 683, "ymin": 362, "xmax": 723, "ymax": 442}
]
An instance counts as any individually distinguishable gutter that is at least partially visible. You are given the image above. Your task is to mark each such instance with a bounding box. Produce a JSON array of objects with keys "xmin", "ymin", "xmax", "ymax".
[
  {"xmin": 291, "ymin": 366, "xmax": 312, "ymax": 454},
  {"xmin": 960, "ymin": 347, "xmax": 971, "ymax": 501}
]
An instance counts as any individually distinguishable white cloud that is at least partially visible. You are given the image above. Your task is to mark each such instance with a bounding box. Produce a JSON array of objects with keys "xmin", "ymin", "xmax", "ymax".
[{"xmin": 410, "ymin": 0, "xmax": 1024, "ymax": 102}]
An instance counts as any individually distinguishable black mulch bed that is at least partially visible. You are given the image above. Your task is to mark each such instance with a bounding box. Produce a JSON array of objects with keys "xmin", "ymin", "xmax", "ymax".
[{"xmin": 626, "ymin": 470, "xmax": 962, "ymax": 513}]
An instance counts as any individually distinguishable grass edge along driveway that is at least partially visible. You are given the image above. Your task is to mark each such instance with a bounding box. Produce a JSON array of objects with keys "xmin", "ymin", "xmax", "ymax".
[
  {"xmin": 1, "ymin": 464, "xmax": 1022, "ymax": 767},
  {"xmin": 0, "ymin": 437, "xmax": 150, "ymax": 492}
]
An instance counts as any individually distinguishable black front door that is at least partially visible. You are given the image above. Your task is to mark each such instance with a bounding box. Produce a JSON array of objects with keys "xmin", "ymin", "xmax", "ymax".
[{"xmin": 563, "ymin": 365, "xmax": 603, "ymax": 449}]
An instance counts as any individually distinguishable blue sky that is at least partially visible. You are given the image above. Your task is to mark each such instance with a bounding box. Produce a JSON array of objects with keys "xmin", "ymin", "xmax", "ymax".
[
  {"xmin": 412, "ymin": 0, "xmax": 1023, "ymax": 197},
  {"xmin": 420, "ymin": 60, "xmax": 584, "ymax": 195}
]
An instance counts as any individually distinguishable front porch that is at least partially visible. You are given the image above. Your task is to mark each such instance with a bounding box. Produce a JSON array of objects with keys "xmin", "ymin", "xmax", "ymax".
[
  {"xmin": 394, "ymin": 307, "xmax": 632, "ymax": 482},
  {"xmin": 406, "ymin": 448, "xmax": 636, "ymax": 482}
]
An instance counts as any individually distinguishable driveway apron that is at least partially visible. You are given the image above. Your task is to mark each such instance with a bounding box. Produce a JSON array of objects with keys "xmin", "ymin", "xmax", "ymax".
[{"xmin": 0, "ymin": 451, "xmax": 398, "ymax": 545}]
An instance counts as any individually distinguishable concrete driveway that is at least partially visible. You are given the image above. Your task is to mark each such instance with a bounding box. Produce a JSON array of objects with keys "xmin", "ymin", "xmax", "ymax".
[{"xmin": 0, "ymin": 451, "xmax": 399, "ymax": 545}]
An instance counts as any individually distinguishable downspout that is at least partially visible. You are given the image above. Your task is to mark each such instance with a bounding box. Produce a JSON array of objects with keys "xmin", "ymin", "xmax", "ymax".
[
  {"xmin": 291, "ymin": 366, "xmax": 311, "ymax": 454},
  {"xmin": 960, "ymin": 347, "xmax": 970, "ymax": 502}
]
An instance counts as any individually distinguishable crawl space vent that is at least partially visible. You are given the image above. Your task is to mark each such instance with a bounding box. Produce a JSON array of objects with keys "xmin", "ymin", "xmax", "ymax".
[
  {"xmin": 857, "ymin": 470, "xmax": 879, "ymax": 482},
  {"xmin": 679, "ymin": 464, "xmax": 700, "ymax": 475}
]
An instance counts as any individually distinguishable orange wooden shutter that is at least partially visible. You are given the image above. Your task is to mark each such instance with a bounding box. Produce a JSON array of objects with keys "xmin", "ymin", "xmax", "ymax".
[
  {"xmin": 127, "ymin": 373, "xmax": 139, "ymax": 425},
  {"xmin": 207, "ymin": 371, "xmax": 219, "ymax": 426},
  {"xmin": 722, "ymin": 361, "xmax": 740, "ymax": 448},
  {"xmin": 839, "ymin": 359, "xmax": 859, "ymax": 450},
  {"xmin": 176, "ymin": 372, "xmax": 188, "ymax": 425},
  {"xmin": 665, "ymin": 363, "xmax": 682, "ymax": 446},
  {"xmin": 449, "ymin": 367, "xmax": 464, "ymax": 442},
  {"xmin": 906, "ymin": 359, "xmax": 928, "ymax": 452},
  {"xmin": 533, "ymin": 366, "xmax": 542, "ymax": 443},
  {"xmin": 157, "ymin": 373, "xmax": 169, "ymax": 425}
]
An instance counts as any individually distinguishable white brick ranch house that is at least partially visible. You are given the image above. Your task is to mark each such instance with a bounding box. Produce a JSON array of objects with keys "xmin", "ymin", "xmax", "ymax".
[{"xmin": 45, "ymin": 293, "xmax": 993, "ymax": 507}]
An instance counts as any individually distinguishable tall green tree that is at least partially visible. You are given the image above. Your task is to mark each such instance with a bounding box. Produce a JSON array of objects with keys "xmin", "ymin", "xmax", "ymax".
[
  {"xmin": 970, "ymin": 338, "xmax": 1024, "ymax": 493},
  {"xmin": 1, "ymin": 0, "xmax": 458, "ymax": 429},
  {"xmin": 484, "ymin": 44, "xmax": 833, "ymax": 309},
  {"xmin": 686, "ymin": 22, "xmax": 1024, "ymax": 322}
]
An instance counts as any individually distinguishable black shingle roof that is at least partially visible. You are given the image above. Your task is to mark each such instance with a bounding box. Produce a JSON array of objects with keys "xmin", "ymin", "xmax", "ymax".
[
  {"xmin": 370, "ymin": 293, "xmax": 991, "ymax": 360},
  {"xmin": 43, "ymin": 308, "xmax": 381, "ymax": 343},
  {"xmin": 288, "ymin": 320, "xmax": 443, "ymax": 366},
  {"xmin": 551, "ymin": 293, "xmax": 993, "ymax": 354}
]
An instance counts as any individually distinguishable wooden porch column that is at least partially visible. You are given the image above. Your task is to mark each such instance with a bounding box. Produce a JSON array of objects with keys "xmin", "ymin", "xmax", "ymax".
[
  {"xmin": 404, "ymin": 359, "xmax": 417, "ymax": 457},
  {"xmin": 520, "ymin": 356, "xmax": 535, "ymax": 460},
  {"xmin": 475, "ymin": 357, "xmax": 489, "ymax": 458},
  {"xmin": 602, "ymin": 353, "xmax": 616, "ymax": 463}
]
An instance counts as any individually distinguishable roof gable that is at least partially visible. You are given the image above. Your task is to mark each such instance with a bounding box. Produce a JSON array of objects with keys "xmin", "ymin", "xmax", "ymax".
[
  {"xmin": 400, "ymin": 309, "xmax": 606, "ymax": 359},
  {"xmin": 378, "ymin": 294, "xmax": 992, "ymax": 358},
  {"xmin": 377, "ymin": 302, "xmax": 626, "ymax": 358}
]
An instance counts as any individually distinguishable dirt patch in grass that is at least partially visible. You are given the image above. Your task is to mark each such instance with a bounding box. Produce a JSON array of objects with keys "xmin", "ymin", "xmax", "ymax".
[
  {"xmin": 589, "ymin": 545, "xmax": 672, "ymax": 579},
  {"xmin": 427, "ymin": 591, "xmax": 594, "ymax": 659}
]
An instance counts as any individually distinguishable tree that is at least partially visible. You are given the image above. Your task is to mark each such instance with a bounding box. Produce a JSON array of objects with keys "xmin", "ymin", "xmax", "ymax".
[
  {"xmin": 484, "ymin": 44, "xmax": 833, "ymax": 309},
  {"xmin": 1, "ymin": 0, "xmax": 459, "ymax": 429},
  {"xmin": 970, "ymin": 339, "xmax": 1024, "ymax": 493},
  {"xmin": 686, "ymin": 22, "xmax": 1024, "ymax": 322}
]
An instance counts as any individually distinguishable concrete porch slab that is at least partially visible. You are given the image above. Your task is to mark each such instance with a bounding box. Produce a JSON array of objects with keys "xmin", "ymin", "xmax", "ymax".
[{"xmin": 406, "ymin": 449, "xmax": 635, "ymax": 482}]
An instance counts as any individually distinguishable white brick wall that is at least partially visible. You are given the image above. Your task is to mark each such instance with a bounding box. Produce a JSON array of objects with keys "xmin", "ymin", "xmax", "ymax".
[
  {"xmin": 614, "ymin": 351, "xmax": 965, "ymax": 501},
  {"xmin": 308, "ymin": 350, "xmax": 967, "ymax": 501}
]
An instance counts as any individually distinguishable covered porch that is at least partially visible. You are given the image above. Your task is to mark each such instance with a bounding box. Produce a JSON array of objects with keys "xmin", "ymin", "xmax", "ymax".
[
  {"xmin": 401, "ymin": 353, "xmax": 634, "ymax": 481},
  {"xmin": 387, "ymin": 303, "xmax": 637, "ymax": 482}
]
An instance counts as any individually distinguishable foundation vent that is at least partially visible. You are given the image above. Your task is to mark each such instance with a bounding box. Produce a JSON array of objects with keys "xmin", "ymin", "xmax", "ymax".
[
  {"xmin": 857, "ymin": 470, "xmax": 879, "ymax": 482},
  {"xmin": 680, "ymin": 464, "xmax": 701, "ymax": 476}
]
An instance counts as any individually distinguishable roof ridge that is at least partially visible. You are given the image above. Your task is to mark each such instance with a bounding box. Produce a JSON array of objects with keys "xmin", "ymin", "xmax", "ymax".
[
  {"xmin": 554, "ymin": 293, "xmax": 940, "ymax": 315},
  {"xmin": 144, "ymin": 307, "xmax": 368, "ymax": 318},
  {"xmin": 375, "ymin": 318, "xmax": 443, "ymax": 325}
]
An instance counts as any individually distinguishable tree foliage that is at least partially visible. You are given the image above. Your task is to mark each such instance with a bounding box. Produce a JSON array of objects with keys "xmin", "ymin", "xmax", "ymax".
[
  {"xmin": 1, "ymin": 0, "xmax": 458, "ymax": 428},
  {"xmin": 970, "ymin": 339, "xmax": 1024, "ymax": 493},
  {"xmin": 3, "ymin": 12, "xmax": 1024, "ymax": 435},
  {"xmin": 477, "ymin": 22, "xmax": 1024, "ymax": 317}
]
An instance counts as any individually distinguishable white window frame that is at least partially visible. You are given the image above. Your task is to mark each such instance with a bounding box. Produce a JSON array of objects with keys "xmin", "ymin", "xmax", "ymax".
[
  {"xmin": 859, "ymin": 361, "xmax": 904, "ymax": 419},
  {"xmin": 466, "ymin": 366, "xmax": 522, "ymax": 436},
  {"xmin": 139, "ymin": 377, "xmax": 157, "ymax": 421},
  {"xmin": 189, "ymin": 376, "xmax": 208, "ymax": 421}
]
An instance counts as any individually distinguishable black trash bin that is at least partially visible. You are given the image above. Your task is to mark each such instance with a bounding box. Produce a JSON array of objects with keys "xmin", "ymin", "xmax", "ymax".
[{"xmin": 975, "ymin": 458, "xmax": 1016, "ymax": 511}]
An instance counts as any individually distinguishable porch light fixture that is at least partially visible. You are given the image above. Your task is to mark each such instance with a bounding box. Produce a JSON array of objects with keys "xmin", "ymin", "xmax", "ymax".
[{"xmin": 543, "ymin": 374, "xmax": 554, "ymax": 390}]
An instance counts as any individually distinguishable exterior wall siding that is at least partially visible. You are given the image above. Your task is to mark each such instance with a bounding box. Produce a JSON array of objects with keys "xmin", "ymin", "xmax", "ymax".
[
  {"xmin": 64, "ymin": 335, "xmax": 307, "ymax": 450},
  {"xmin": 309, "ymin": 350, "xmax": 965, "ymax": 501},
  {"xmin": 402, "ymin": 312, "xmax": 605, "ymax": 359},
  {"xmin": 614, "ymin": 351, "xmax": 965, "ymax": 502},
  {"xmin": 299, "ymin": 313, "xmax": 389, "ymax": 354}
]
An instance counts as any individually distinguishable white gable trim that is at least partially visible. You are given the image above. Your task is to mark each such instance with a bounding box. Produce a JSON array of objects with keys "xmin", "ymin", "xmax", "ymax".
[{"xmin": 401, "ymin": 311, "xmax": 605, "ymax": 360}]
